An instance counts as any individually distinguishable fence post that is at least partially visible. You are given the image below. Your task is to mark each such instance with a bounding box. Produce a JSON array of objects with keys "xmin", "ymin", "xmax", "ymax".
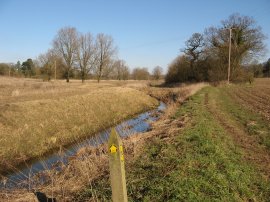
[{"xmin": 108, "ymin": 128, "xmax": 128, "ymax": 202}]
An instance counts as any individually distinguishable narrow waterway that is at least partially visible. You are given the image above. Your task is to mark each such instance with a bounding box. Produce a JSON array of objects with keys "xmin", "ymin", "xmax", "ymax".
[{"xmin": 1, "ymin": 102, "xmax": 166, "ymax": 189}]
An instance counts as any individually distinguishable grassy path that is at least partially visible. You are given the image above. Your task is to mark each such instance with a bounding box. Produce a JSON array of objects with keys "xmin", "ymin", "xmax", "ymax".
[{"xmin": 76, "ymin": 86, "xmax": 270, "ymax": 201}]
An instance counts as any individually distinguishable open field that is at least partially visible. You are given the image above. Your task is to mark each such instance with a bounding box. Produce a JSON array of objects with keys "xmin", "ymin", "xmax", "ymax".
[
  {"xmin": 1, "ymin": 79, "xmax": 270, "ymax": 201},
  {"xmin": 0, "ymin": 77, "xmax": 152, "ymax": 105},
  {"xmin": 0, "ymin": 77, "xmax": 158, "ymax": 173},
  {"xmin": 225, "ymin": 78, "xmax": 270, "ymax": 122}
]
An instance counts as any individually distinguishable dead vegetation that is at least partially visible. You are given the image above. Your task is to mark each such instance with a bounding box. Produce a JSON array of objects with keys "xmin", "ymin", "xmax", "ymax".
[
  {"xmin": 0, "ymin": 80, "xmax": 206, "ymax": 201},
  {"xmin": 1, "ymin": 115, "xmax": 188, "ymax": 201},
  {"xmin": 0, "ymin": 77, "xmax": 158, "ymax": 174},
  {"xmin": 145, "ymin": 83, "xmax": 208, "ymax": 103}
]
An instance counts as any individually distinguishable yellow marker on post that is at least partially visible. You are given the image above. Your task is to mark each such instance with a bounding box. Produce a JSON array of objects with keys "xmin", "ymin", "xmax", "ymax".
[
  {"xmin": 110, "ymin": 144, "xmax": 117, "ymax": 153},
  {"xmin": 108, "ymin": 128, "xmax": 128, "ymax": 202}
]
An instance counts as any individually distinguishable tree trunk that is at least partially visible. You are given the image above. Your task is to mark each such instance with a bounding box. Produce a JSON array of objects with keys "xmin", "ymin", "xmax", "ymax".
[
  {"xmin": 81, "ymin": 71, "xmax": 85, "ymax": 83},
  {"xmin": 66, "ymin": 70, "xmax": 70, "ymax": 82},
  {"xmin": 97, "ymin": 66, "xmax": 102, "ymax": 83}
]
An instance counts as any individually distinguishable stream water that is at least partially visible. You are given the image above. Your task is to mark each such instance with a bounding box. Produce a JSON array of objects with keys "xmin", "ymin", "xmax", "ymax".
[{"xmin": 1, "ymin": 102, "xmax": 166, "ymax": 189}]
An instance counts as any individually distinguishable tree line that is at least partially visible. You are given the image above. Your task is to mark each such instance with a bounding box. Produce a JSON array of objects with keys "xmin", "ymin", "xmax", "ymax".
[
  {"xmin": 0, "ymin": 27, "xmax": 164, "ymax": 82},
  {"xmin": 0, "ymin": 60, "xmax": 163, "ymax": 81},
  {"xmin": 165, "ymin": 13, "xmax": 269, "ymax": 84},
  {"xmin": 40, "ymin": 27, "xmax": 125, "ymax": 82}
]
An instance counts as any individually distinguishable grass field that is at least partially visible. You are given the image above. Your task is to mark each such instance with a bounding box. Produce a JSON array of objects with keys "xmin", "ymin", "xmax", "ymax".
[
  {"xmin": 1, "ymin": 78, "xmax": 270, "ymax": 201},
  {"xmin": 74, "ymin": 79, "xmax": 270, "ymax": 201},
  {"xmin": 0, "ymin": 77, "xmax": 158, "ymax": 174}
]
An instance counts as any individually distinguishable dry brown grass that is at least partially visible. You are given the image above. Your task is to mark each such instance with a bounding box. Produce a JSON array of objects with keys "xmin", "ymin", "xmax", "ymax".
[
  {"xmin": 145, "ymin": 82, "xmax": 208, "ymax": 103},
  {"xmin": 0, "ymin": 77, "xmax": 158, "ymax": 173},
  {"xmin": 0, "ymin": 82, "xmax": 206, "ymax": 201},
  {"xmin": 0, "ymin": 78, "xmax": 206, "ymax": 201}
]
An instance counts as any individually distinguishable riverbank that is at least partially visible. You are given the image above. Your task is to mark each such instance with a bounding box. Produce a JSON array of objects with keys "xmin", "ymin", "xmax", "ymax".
[{"xmin": 0, "ymin": 78, "xmax": 158, "ymax": 175}]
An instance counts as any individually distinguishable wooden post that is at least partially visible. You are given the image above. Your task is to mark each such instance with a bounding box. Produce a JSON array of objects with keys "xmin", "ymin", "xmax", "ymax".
[{"xmin": 108, "ymin": 128, "xmax": 128, "ymax": 202}]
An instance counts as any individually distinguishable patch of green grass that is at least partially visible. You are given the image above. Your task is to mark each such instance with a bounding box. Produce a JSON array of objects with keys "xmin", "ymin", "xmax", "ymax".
[{"xmin": 75, "ymin": 87, "xmax": 270, "ymax": 201}]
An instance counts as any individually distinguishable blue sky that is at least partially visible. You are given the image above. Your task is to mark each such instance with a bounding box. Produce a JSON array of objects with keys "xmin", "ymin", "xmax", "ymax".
[{"xmin": 0, "ymin": 0, "xmax": 269, "ymax": 71}]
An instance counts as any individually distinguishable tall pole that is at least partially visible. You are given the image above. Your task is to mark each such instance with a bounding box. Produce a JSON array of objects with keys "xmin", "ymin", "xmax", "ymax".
[
  {"xmin": 228, "ymin": 28, "xmax": 232, "ymax": 84},
  {"xmin": 54, "ymin": 60, "xmax": 57, "ymax": 80}
]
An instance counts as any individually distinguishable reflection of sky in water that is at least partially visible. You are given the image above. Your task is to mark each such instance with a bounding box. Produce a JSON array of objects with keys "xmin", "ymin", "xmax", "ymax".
[{"xmin": 2, "ymin": 102, "xmax": 166, "ymax": 188}]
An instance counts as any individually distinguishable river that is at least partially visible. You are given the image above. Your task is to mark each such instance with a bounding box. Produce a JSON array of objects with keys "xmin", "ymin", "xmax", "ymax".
[{"xmin": 1, "ymin": 102, "xmax": 166, "ymax": 189}]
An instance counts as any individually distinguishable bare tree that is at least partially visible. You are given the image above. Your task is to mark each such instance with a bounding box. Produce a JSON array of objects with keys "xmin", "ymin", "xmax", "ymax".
[
  {"xmin": 165, "ymin": 55, "xmax": 191, "ymax": 83},
  {"xmin": 152, "ymin": 66, "xmax": 163, "ymax": 80},
  {"xmin": 95, "ymin": 33, "xmax": 116, "ymax": 83},
  {"xmin": 122, "ymin": 65, "xmax": 130, "ymax": 80},
  {"xmin": 53, "ymin": 27, "xmax": 78, "ymax": 82},
  {"xmin": 132, "ymin": 67, "xmax": 149, "ymax": 80},
  {"xmin": 112, "ymin": 60, "xmax": 130, "ymax": 80},
  {"xmin": 183, "ymin": 33, "xmax": 204, "ymax": 61},
  {"xmin": 76, "ymin": 33, "xmax": 96, "ymax": 82},
  {"xmin": 182, "ymin": 33, "xmax": 205, "ymax": 79},
  {"xmin": 102, "ymin": 59, "xmax": 115, "ymax": 79},
  {"xmin": 205, "ymin": 14, "xmax": 266, "ymax": 80},
  {"xmin": 38, "ymin": 49, "xmax": 56, "ymax": 81}
]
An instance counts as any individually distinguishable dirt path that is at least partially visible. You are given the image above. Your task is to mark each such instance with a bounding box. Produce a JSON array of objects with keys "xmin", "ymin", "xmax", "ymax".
[{"xmin": 205, "ymin": 92, "xmax": 270, "ymax": 179}]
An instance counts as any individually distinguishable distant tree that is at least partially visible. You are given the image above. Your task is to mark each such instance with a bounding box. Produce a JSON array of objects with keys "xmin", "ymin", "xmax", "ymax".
[
  {"xmin": 246, "ymin": 60, "xmax": 263, "ymax": 78},
  {"xmin": 0, "ymin": 63, "xmax": 9, "ymax": 75},
  {"xmin": 152, "ymin": 66, "xmax": 163, "ymax": 80},
  {"xmin": 15, "ymin": 61, "xmax": 21, "ymax": 69},
  {"xmin": 0, "ymin": 62, "xmax": 20, "ymax": 77},
  {"xmin": 165, "ymin": 14, "xmax": 267, "ymax": 84},
  {"xmin": 205, "ymin": 13, "xmax": 266, "ymax": 82},
  {"xmin": 112, "ymin": 60, "xmax": 130, "ymax": 80},
  {"xmin": 165, "ymin": 55, "xmax": 191, "ymax": 83},
  {"xmin": 182, "ymin": 33, "xmax": 204, "ymax": 77},
  {"xmin": 21, "ymin": 59, "xmax": 35, "ymax": 77},
  {"xmin": 9, "ymin": 63, "xmax": 18, "ymax": 77},
  {"xmin": 53, "ymin": 27, "xmax": 78, "ymax": 82},
  {"xmin": 38, "ymin": 49, "xmax": 57, "ymax": 81},
  {"xmin": 132, "ymin": 67, "xmax": 149, "ymax": 80},
  {"xmin": 15, "ymin": 61, "xmax": 22, "ymax": 75},
  {"xmin": 263, "ymin": 58, "xmax": 270, "ymax": 77},
  {"xmin": 102, "ymin": 59, "xmax": 115, "ymax": 79},
  {"xmin": 122, "ymin": 65, "xmax": 130, "ymax": 80},
  {"xmin": 114, "ymin": 60, "xmax": 123, "ymax": 80},
  {"xmin": 76, "ymin": 32, "xmax": 96, "ymax": 82},
  {"xmin": 95, "ymin": 33, "xmax": 117, "ymax": 82}
]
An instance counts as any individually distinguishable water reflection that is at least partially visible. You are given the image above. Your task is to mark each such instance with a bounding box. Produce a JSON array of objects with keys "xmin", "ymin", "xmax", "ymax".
[{"xmin": 1, "ymin": 102, "xmax": 166, "ymax": 188}]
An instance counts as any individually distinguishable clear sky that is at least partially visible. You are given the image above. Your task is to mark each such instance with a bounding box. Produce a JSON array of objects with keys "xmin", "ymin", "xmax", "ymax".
[{"xmin": 0, "ymin": 0, "xmax": 269, "ymax": 71}]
